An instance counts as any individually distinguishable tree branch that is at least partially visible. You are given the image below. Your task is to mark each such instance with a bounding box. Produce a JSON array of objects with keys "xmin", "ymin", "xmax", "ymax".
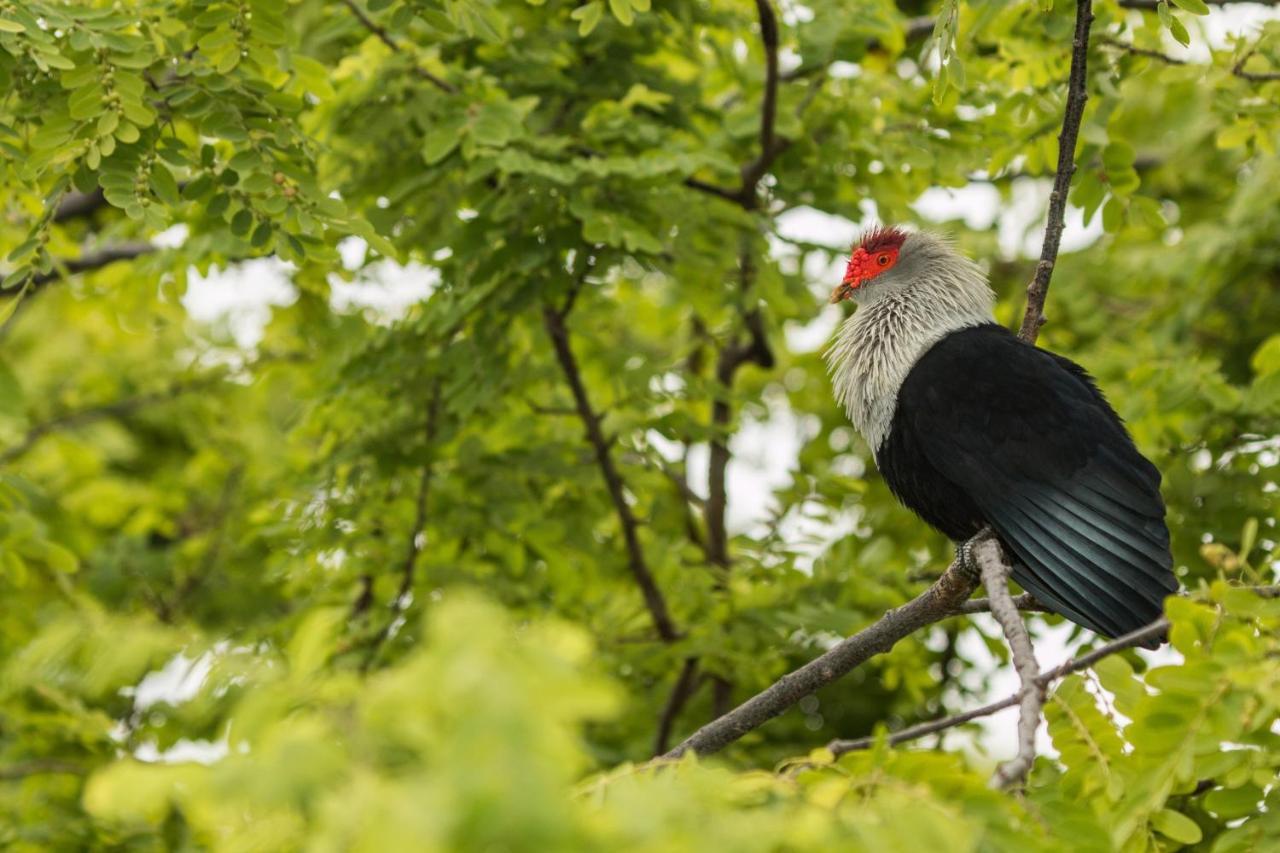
[
  {"xmin": 654, "ymin": 656, "xmax": 701, "ymax": 755},
  {"xmin": 0, "ymin": 374, "xmax": 225, "ymax": 465},
  {"xmin": 542, "ymin": 303, "xmax": 680, "ymax": 643},
  {"xmin": 660, "ymin": 555, "xmax": 980, "ymax": 759},
  {"xmin": 973, "ymin": 536, "xmax": 1044, "ymax": 789},
  {"xmin": 685, "ymin": 0, "xmax": 790, "ymax": 210},
  {"xmin": 8, "ymin": 242, "xmax": 157, "ymax": 292},
  {"xmin": 340, "ymin": 0, "xmax": 457, "ymax": 94},
  {"xmin": 955, "ymin": 592, "xmax": 1051, "ymax": 614},
  {"xmin": 0, "ymin": 759, "xmax": 83, "ymax": 781},
  {"xmin": 362, "ymin": 384, "xmax": 444, "ymax": 670},
  {"xmin": 1233, "ymin": 46, "xmax": 1280, "ymax": 82},
  {"xmin": 53, "ymin": 189, "xmax": 108, "ymax": 222},
  {"xmin": 1118, "ymin": 0, "xmax": 1278, "ymax": 7},
  {"xmin": 1018, "ymin": 0, "xmax": 1093, "ymax": 344}
]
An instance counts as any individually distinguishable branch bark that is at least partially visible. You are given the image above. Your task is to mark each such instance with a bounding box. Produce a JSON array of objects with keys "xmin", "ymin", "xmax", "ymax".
[
  {"xmin": 661, "ymin": 556, "xmax": 980, "ymax": 759},
  {"xmin": 340, "ymin": 0, "xmax": 457, "ymax": 94},
  {"xmin": 827, "ymin": 613, "xmax": 1177, "ymax": 756},
  {"xmin": 542, "ymin": 296, "xmax": 680, "ymax": 643},
  {"xmin": 1018, "ymin": 0, "xmax": 1093, "ymax": 344},
  {"xmin": 973, "ymin": 537, "xmax": 1045, "ymax": 789},
  {"xmin": 684, "ymin": 0, "xmax": 789, "ymax": 210},
  {"xmin": 11, "ymin": 242, "xmax": 157, "ymax": 292}
]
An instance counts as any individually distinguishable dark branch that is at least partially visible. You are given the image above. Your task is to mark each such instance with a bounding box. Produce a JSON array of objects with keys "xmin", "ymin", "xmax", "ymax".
[
  {"xmin": 1018, "ymin": 0, "xmax": 1093, "ymax": 344},
  {"xmin": 0, "ymin": 759, "xmax": 83, "ymax": 781},
  {"xmin": 362, "ymin": 385, "xmax": 444, "ymax": 670},
  {"xmin": 0, "ymin": 374, "xmax": 225, "ymax": 465},
  {"xmin": 13, "ymin": 242, "xmax": 156, "ymax": 292},
  {"xmin": 660, "ymin": 556, "xmax": 980, "ymax": 759},
  {"xmin": 53, "ymin": 189, "xmax": 108, "ymax": 222},
  {"xmin": 542, "ymin": 305, "xmax": 681, "ymax": 643},
  {"xmin": 340, "ymin": 0, "xmax": 457, "ymax": 94},
  {"xmin": 654, "ymin": 656, "xmax": 701, "ymax": 755},
  {"xmin": 685, "ymin": 0, "xmax": 790, "ymax": 209},
  {"xmin": 1233, "ymin": 46, "xmax": 1280, "ymax": 82}
]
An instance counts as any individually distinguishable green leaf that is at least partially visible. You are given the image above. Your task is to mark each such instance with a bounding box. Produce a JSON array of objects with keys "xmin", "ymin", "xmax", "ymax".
[
  {"xmin": 423, "ymin": 115, "xmax": 467, "ymax": 164},
  {"xmin": 1170, "ymin": 0, "xmax": 1210, "ymax": 14},
  {"xmin": 0, "ymin": 17, "xmax": 25, "ymax": 33},
  {"xmin": 1151, "ymin": 809, "xmax": 1202, "ymax": 844},
  {"xmin": 608, "ymin": 0, "xmax": 634, "ymax": 26},
  {"xmin": 571, "ymin": 1, "xmax": 604, "ymax": 36}
]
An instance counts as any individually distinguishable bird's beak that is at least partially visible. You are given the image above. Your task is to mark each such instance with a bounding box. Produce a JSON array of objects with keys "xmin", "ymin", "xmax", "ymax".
[{"xmin": 830, "ymin": 275, "xmax": 858, "ymax": 304}]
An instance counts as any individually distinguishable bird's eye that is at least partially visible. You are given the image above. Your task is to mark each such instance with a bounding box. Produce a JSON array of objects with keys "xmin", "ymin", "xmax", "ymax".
[{"xmin": 877, "ymin": 254, "xmax": 890, "ymax": 266}]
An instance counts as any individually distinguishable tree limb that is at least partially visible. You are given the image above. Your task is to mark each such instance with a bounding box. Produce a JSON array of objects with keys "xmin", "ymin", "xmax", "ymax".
[
  {"xmin": 1018, "ymin": 0, "xmax": 1093, "ymax": 344},
  {"xmin": 0, "ymin": 374, "xmax": 226, "ymax": 465},
  {"xmin": 340, "ymin": 0, "xmax": 457, "ymax": 94},
  {"xmin": 53, "ymin": 189, "xmax": 108, "ymax": 222},
  {"xmin": 827, "ymin": 612, "xmax": 1179, "ymax": 757},
  {"xmin": 973, "ymin": 536, "xmax": 1044, "ymax": 789},
  {"xmin": 0, "ymin": 759, "xmax": 83, "ymax": 781},
  {"xmin": 685, "ymin": 0, "xmax": 790, "ymax": 210},
  {"xmin": 1118, "ymin": 0, "xmax": 1278, "ymax": 7},
  {"xmin": 660, "ymin": 555, "xmax": 980, "ymax": 759},
  {"xmin": 654, "ymin": 656, "xmax": 701, "ymax": 755},
  {"xmin": 542, "ymin": 299, "xmax": 680, "ymax": 643},
  {"xmin": 362, "ymin": 383, "xmax": 444, "ymax": 670},
  {"xmin": 9, "ymin": 242, "xmax": 157, "ymax": 292}
]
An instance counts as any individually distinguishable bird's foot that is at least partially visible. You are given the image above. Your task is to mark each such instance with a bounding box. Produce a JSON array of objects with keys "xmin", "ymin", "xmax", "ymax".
[{"xmin": 955, "ymin": 529, "xmax": 995, "ymax": 582}]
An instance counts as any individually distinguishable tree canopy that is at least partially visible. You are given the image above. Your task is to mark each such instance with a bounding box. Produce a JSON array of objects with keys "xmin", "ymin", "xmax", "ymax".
[{"xmin": 2, "ymin": 0, "xmax": 1279, "ymax": 850}]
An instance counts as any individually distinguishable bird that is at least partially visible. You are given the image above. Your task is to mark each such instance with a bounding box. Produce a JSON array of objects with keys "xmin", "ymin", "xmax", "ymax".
[{"xmin": 825, "ymin": 225, "xmax": 1178, "ymax": 642}]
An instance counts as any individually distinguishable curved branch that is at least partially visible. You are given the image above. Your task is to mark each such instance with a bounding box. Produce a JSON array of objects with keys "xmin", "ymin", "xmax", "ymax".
[
  {"xmin": 1018, "ymin": 0, "xmax": 1093, "ymax": 344},
  {"xmin": 542, "ymin": 299, "xmax": 681, "ymax": 643},
  {"xmin": 661, "ymin": 556, "xmax": 980, "ymax": 759},
  {"xmin": 340, "ymin": 0, "xmax": 457, "ymax": 94}
]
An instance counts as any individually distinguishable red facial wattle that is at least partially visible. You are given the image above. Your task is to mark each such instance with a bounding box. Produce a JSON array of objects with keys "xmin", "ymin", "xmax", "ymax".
[{"xmin": 831, "ymin": 246, "xmax": 899, "ymax": 303}]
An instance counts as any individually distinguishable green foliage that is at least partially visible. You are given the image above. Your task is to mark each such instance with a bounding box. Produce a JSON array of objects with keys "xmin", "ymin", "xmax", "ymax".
[{"xmin": 1, "ymin": 0, "xmax": 1278, "ymax": 850}]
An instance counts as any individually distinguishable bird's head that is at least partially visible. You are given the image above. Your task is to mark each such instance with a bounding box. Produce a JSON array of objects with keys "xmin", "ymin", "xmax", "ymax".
[{"xmin": 829, "ymin": 225, "xmax": 911, "ymax": 304}]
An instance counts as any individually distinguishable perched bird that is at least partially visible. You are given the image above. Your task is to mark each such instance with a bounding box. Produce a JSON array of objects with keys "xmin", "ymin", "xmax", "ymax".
[{"xmin": 826, "ymin": 225, "xmax": 1177, "ymax": 641}]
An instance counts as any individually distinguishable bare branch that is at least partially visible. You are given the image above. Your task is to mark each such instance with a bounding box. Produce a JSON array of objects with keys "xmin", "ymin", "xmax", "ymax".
[
  {"xmin": 685, "ymin": 0, "xmax": 790, "ymax": 209},
  {"xmin": 340, "ymin": 0, "xmax": 457, "ymax": 94},
  {"xmin": 0, "ymin": 759, "xmax": 83, "ymax": 781},
  {"xmin": 827, "ymin": 613, "xmax": 1175, "ymax": 757},
  {"xmin": 1118, "ymin": 0, "xmax": 1278, "ymax": 8},
  {"xmin": 1233, "ymin": 46, "xmax": 1280, "ymax": 82},
  {"xmin": 7, "ymin": 242, "xmax": 157, "ymax": 293},
  {"xmin": 654, "ymin": 656, "xmax": 701, "ymax": 755},
  {"xmin": 542, "ymin": 305, "xmax": 681, "ymax": 643},
  {"xmin": 955, "ymin": 592, "xmax": 1051, "ymax": 614},
  {"xmin": 362, "ymin": 384, "xmax": 444, "ymax": 670},
  {"xmin": 1, "ymin": 374, "xmax": 225, "ymax": 465},
  {"xmin": 973, "ymin": 536, "xmax": 1044, "ymax": 789},
  {"xmin": 53, "ymin": 189, "xmax": 108, "ymax": 222},
  {"xmin": 1018, "ymin": 0, "xmax": 1093, "ymax": 344},
  {"xmin": 660, "ymin": 556, "xmax": 980, "ymax": 759}
]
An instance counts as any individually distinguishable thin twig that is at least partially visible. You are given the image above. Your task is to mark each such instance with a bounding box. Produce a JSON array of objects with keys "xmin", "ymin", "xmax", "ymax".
[
  {"xmin": 1097, "ymin": 36, "xmax": 1186, "ymax": 65},
  {"xmin": 0, "ymin": 759, "xmax": 83, "ymax": 780},
  {"xmin": 362, "ymin": 385, "xmax": 444, "ymax": 670},
  {"xmin": 654, "ymin": 657, "xmax": 701, "ymax": 755},
  {"xmin": 340, "ymin": 0, "xmax": 457, "ymax": 94},
  {"xmin": 1233, "ymin": 46, "xmax": 1280, "ymax": 82},
  {"xmin": 827, "ymin": 614, "xmax": 1178, "ymax": 756},
  {"xmin": 542, "ymin": 299, "xmax": 681, "ymax": 643},
  {"xmin": 0, "ymin": 374, "xmax": 226, "ymax": 465},
  {"xmin": 660, "ymin": 555, "xmax": 981, "ymax": 759},
  {"xmin": 7, "ymin": 242, "xmax": 157, "ymax": 292},
  {"xmin": 955, "ymin": 593, "xmax": 1051, "ymax": 614},
  {"xmin": 53, "ymin": 189, "xmax": 108, "ymax": 222},
  {"xmin": 685, "ymin": 0, "xmax": 790, "ymax": 209},
  {"xmin": 1118, "ymin": 0, "xmax": 1278, "ymax": 7},
  {"xmin": 1018, "ymin": 0, "xmax": 1093, "ymax": 344},
  {"xmin": 973, "ymin": 536, "xmax": 1044, "ymax": 789}
]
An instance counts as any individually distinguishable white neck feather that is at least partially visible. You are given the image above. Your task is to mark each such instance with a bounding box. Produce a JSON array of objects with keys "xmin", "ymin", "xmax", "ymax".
[{"xmin": 825, "ymin": 245, "xmax": 995, "ymax": 451}]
